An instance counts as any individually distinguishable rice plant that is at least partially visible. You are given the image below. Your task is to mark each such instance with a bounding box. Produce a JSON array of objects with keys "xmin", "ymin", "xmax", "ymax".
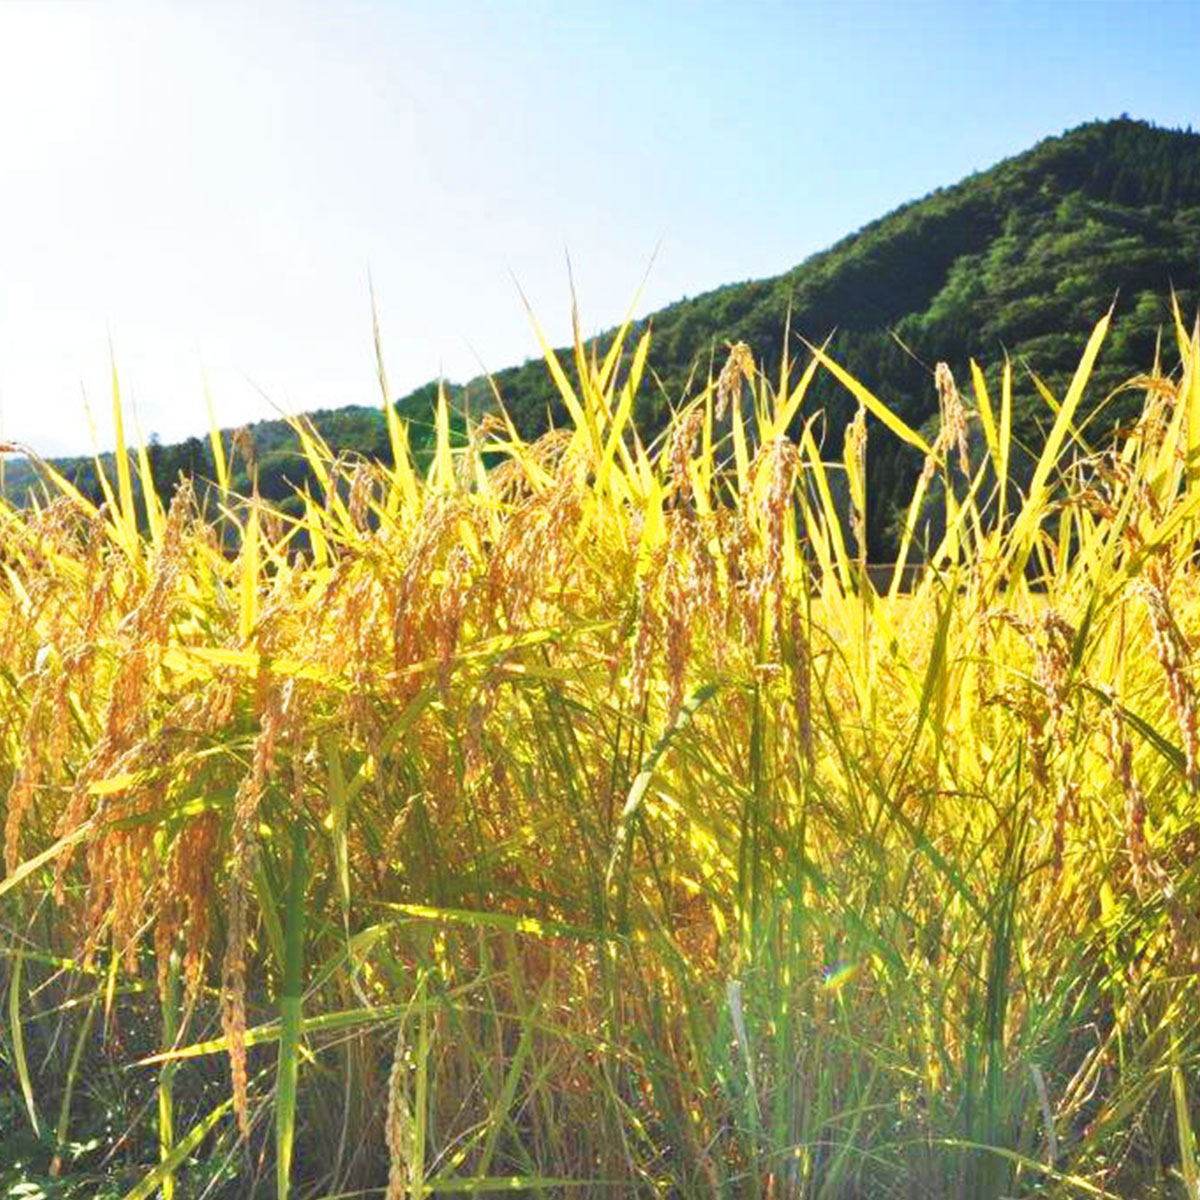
[{"xmin": 2, "ymin": 294, "xmax": 1200, "ymax": 1198}]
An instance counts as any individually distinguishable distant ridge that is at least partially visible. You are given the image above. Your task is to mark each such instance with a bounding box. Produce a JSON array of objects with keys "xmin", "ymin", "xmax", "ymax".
[{"xmin": 8, "ymin": 117, "xmax": 1200, "ymax": 554}]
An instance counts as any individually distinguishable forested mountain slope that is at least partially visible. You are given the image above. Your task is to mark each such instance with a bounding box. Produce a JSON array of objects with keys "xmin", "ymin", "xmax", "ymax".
[
  {"xmin": 415, "ymin": 117, "xmax": 1200, "ymax": 553},
  {"xmin": 7, "ymin": 118, "xmax": 1200, "ymax": 554}
]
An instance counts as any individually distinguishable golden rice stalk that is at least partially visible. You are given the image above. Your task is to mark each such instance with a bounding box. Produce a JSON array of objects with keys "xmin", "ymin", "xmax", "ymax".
[
  {"xmin": 935, "ymin": 361, "xmax": 971, "ymax": 478},
  {"xmin": 221, "ymin": 678, "xmax": 295, "ymax": 1135},
  {"xmin": 1104, "ymin": 694, "xmax": 1154, "ymax": 894},
  {"xmin": 1138, "ymin": 561, "xmax": 1199, "ymax": 789},
  {"xmin": 715, "ymin": 341, "xmax": 755, "ymax": 421},
  {"xmin": 384, "ymin": 1019, "xmax": 416, "ymax": 1200}
]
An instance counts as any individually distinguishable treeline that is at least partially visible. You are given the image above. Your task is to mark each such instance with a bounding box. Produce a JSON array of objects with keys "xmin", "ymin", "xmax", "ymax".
[{"xmin": 3, "ymin": 397, "xmax": 467, "ymax": 519}]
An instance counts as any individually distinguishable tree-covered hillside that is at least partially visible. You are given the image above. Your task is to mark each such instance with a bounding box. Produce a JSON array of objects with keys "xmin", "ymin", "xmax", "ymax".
[
  {"xmin": 406, "ymin": 117, "xmax": 1200, "ymax": 554},
  {"xmin": 6, "ymin": 117, "xmax": 1200, "ymax": 555},
  {"xmin": 0, "ymin": 399, "xmax": 466, "ymax": 522}
]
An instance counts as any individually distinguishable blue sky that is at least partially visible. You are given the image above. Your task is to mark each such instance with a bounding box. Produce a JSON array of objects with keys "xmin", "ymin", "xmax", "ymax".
[{"xmin": 2, "ymin": 0, "xmax": 1198, "ymax": 456}]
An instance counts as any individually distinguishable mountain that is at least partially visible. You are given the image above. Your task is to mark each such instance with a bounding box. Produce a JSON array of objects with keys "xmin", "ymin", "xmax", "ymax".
[
  {"xmin": 402, "ymin": 117, "xmax": 1200, "ymax": 554},
  {"xmin": 6, "ymin": 117, "xmax": 1200, "ymax": 555}
]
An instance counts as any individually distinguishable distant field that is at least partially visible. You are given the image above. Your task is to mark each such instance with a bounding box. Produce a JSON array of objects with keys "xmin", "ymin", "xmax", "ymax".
[{"xmin": 2, "ymin": 304, "xmax": 1200, "ymax": 1198}]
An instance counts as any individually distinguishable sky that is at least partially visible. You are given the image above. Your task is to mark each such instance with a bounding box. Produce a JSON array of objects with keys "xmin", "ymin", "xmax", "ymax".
[{"xmin": 2, "ymin": 0, "xmax": 1199, "ymax": 458}]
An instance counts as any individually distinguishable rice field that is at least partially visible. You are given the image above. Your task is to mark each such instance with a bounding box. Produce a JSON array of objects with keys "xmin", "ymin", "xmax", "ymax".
[{"xmin": 2, "ymin": 300, "xmax": 1200, "ymax": 1198}]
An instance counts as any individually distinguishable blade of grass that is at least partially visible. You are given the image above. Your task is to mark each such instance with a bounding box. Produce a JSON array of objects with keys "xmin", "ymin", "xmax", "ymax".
[
  {"xmin": 9, "ymin": 950, "xmax": 40, "ymax": 1136},
  {"xmin": 276, "ymin": 820, "xmax": 308, "ymax": 1200}
]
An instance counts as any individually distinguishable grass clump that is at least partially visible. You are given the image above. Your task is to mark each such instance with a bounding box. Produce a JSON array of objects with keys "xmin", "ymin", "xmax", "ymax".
[{"xmin": 2, "ymin": 296, "xmax": 1200, "ymax": 1198}]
